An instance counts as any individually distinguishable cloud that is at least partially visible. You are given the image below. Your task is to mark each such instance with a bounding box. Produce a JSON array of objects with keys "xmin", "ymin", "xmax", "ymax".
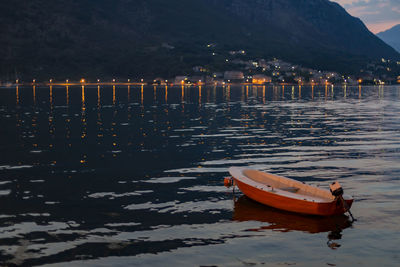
[
  {"xmin": 332, "ymin": 0, "xmax": 400, "ymax": 33},
  {"xmin": 392, "ymin": 5, "xmax": 400, "ymax": 13},
  {"xmin": 346, "ymin": 5, "xmax": 380, "ymax": 16}
]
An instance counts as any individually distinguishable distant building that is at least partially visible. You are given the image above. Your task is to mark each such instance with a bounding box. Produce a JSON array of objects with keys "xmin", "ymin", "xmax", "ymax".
[
  {"xmin": 272, "ymin": 71, "xmax": 280, "ymax": 77},
  {"xmin": 258, "ymin": 59, "xmax": 268, "ymax": 68},
  {"xmin": 224, "ymin": 71, "xmax": 244, "ymax": 82},
  {"xmin": 267, "ymin": 59, "xmax": 292, "ymax": 71},
  {"xmin": 153, "ymin": 77, "xmax": 165, "ymax": 84},
  {"xmin": 229, "ymin": 50, "xmax": 246, "ymax": 55},
  {"xmin": 285, "ymin": 72, "xmax": 296, "ymax": 77},
  {"xmin": 204, "ymin": 76, "xmax": 215, "ymax": 84},
  {"xmin": 212, "ymin": 72, "xmax": 223, "ymax": 78},
  {"xmin": 252, "ymin": 74, "xmax": 271, "ymax": 84},
  {"xmin": 360, "ymin": 74, "xmax": 374, "ymax": 82},
  {"xmin": 346, "ymin": 78, "xmax": 358, "ymax": 85},
  {"xmin": 213, "ymin": 78, "xmax": 225, "ymax": 85},
  {"xmin": 188, "ymin": 75, "xmax": 205, "ymax": 83},
  {"xmin": 174, "ymin": 76, "xmax": 188, "ymax": 84},
  {"xmin": 279, "ymin": 63, "xmax": 292, "ymax": 71},
  {"xmin": 294, "ymin": 77, "xmax": 303, "ymax": 83},
  {"xmin": 193, "ymin": 66, "xmax": 207, "ymax": 73}
]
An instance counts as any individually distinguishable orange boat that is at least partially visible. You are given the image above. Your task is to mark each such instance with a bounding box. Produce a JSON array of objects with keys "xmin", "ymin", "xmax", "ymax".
[{"xmin": 228, "ymin": 167, "xmax": 354, "ymax": 216}]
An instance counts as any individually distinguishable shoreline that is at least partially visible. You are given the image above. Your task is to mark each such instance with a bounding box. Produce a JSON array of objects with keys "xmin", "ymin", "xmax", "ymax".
[{"xmin": 0, "ymin": 82, "xmax": 395, "ymax": 87}]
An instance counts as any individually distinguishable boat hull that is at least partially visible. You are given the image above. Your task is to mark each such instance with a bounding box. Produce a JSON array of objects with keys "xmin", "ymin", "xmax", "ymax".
[{"xmin": 230, "ymin": 168, "xmax": 353, "ymax": 216}]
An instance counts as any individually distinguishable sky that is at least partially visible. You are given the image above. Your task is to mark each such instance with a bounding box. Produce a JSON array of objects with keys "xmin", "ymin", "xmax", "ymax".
[{"xmin": 333, "ymin": 0, "xmax": 400, "ymax": 33}]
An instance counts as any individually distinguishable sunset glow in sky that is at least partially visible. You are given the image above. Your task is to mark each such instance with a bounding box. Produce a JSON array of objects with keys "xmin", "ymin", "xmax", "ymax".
[{"xmin": 333, "ymin": 0, "xmax": 400, "ymax": 33}]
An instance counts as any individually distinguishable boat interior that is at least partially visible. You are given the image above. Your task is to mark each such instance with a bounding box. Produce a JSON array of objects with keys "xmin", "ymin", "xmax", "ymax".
[{"xmin": 243, "ymin": 169, "xmax": 336, "ymax": 202}]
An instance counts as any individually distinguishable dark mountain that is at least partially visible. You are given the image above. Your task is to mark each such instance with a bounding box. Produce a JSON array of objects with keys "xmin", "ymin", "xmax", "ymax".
[
  {"xmin": 377, "ymin": 24, "xmax": 400, "ymax": 53},
  {"xmin": 1, "ymin": 0, "xmax": 399, "ymax": 80}
]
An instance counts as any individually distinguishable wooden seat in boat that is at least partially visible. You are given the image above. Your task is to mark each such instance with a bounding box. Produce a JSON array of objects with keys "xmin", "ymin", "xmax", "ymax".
[{"xmin": 280, "ymin": 187, "xmax": 300, "ymax": 193}]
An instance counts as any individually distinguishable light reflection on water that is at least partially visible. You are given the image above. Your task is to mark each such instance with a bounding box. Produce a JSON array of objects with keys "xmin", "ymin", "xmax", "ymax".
[{"xmin": 0, "ymin": 84, "xmax": 400, "ymax": 266}]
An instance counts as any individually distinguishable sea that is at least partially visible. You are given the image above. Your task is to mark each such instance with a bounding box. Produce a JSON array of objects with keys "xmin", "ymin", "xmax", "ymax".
[{"xmin": 0, "ymin": 84, "xmax": 400, "ymax": 266}]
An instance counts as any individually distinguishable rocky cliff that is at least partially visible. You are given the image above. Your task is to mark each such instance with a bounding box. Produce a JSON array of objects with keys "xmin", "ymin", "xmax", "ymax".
[
  {"xmin": 0, "ymin": 0, "xmax": 398, "ymax": 79},
  {"xmin": 377, "ymin": 24, "xmax": 400, "ymax": 53}
]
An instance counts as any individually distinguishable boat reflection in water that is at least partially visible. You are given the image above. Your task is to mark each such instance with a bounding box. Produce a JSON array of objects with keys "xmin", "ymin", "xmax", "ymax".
[{"xmin": 233, "ymin": 196, "xmax": 353, "ymax": 249}]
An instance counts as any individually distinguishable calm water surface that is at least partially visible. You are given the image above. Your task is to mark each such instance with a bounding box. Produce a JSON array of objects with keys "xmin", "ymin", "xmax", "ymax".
[{"xmin": 0, "ymin": 84, "xmax": 400, "ymax": 266}]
